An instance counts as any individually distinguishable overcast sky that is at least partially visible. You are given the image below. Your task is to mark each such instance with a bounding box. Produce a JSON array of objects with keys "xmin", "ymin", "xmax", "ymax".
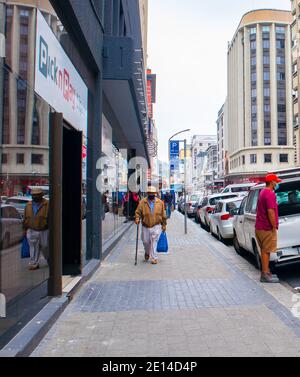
[{"xmin": 147, "ymin": 0, "xmax": 290, "ymax": 162}]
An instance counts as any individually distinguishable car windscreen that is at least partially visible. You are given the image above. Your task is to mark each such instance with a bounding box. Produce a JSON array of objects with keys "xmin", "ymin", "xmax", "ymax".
[
  {"xmin": 231, "ymin": 187, "xmax": 251, "ymax": 193},
  {"xmin": 209, "ymin": 195, "xmax": 237, "ymax": 206},
  {"xmin": 276, "ymin": 181, "xmax": 300, "ymax": 217},
  {"xmin": 190, "ymin": 195, "xmax": 200, "ymax": 201}
]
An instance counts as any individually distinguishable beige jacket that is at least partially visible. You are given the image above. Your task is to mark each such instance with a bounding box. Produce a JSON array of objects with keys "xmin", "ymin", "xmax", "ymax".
[{"xmin": 135, "ymin": 198, "xmax": 167, "ymax": 231}]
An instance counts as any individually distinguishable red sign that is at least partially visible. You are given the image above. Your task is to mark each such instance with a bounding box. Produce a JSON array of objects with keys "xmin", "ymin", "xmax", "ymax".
[{"xmin": 82, "ymin": 145, "xmax": 87, "ymax": 159}]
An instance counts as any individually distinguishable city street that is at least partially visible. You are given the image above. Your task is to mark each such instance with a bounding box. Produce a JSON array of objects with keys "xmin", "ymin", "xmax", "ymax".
[{"xmin": 31, "ymin": 212, "xmax": 300, "ymax": 357}]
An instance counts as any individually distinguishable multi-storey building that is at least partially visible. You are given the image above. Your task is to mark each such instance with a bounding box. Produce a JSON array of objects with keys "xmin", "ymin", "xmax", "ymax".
[
  {"xmin": 216, "ymin": 101, "xmax": 228, "ymax": 180},
  {"xmin": 291, "ymin": 0, "xmax": 300, "ymax": 165},
  {"xmin": 227, "ymin": 9, "xmax": 294, "ymax": 184},
  {"xmin": 191, "ymin": 135, "xmax": 217, "ymax": 190}
]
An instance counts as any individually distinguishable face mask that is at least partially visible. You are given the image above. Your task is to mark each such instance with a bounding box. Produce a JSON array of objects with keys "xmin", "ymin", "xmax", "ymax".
[
  {"xmin": 275, "ymin": 184, "xmax": 280, "ymax": 191},
  {"xmin": 148, "ymin": 195, "xmax": 155, "ymax": 201}
]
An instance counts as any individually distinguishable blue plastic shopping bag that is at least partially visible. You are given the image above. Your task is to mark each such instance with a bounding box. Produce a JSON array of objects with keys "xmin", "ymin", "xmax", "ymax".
[
  {"xmin": 157, "ymin": 232, "xmax": 169, "ymax": 254},
  {"xmin": 21, "ymin": 236, "xmax": 30, "ymax": 259}
]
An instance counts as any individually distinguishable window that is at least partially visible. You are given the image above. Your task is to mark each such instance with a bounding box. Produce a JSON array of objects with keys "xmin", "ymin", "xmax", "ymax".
[
  {"xmin": 252, "ymin": 105, "xmax": 257, "ymax": 114},
  {"xmin": 242, "ymin": 155, "xmax": 245, "ymax": 165},
  {"xmin": 263, "ymin": 40, "xmax": 270, "ymax": 49},
  {"xmin": 2, "ymin": 154, "xmax": 8, "ymax": 164},
  {"xmin": 251, "ymin": 89, "xmax": 257, "ymax": 98},
  {"xmin": 264, "ymin": 88, "xmax": 270, "ymax": 97},
  {"xmin": 276, "ymin": 26, "xmax": 285, "ymax": 34},
  {"xmin": 250, "ymin": 41, "xmax": 256, "ymax": 50},
  {"xmin": 250, "ymin": 154, "xmax": 257, "ymax": 164},
  {"xmin": 264, "ymin": 154, "xmax": 272, "ymax": 163},
  {"xmin": 239, "ymin": 197, "xmax": 247, "ymax": 215},
  {"xmin": 251, "ymin": 57, "xmax": 256, "ymax": 66},
  {"xmin": 278, "ymin": 104, "xmax": 286, "ymax": 113},
  {"xmin": 251, "ymin": 73, "xmax": 257, "ymax": 82},
  {"xmin": 262, "ymin": 26, "xmax": 270, "ymax": 33},
  {"xmin": 280, "ymin": 154, "xmax": 289, "ymax": 163},
  {"xmin": 31, "ymin": 154, "xmax": 43, "ymax": 165},
  {"xmin": 277, "ymin": 72, "xmax": 285, "ymax": 81},
  {"xmin": 276, "ymin": 182, "xmax": 300, "ymax": 217},
  {"xmin": 277, "ymin": 40, "xmax": 285, "ymax": 49},
  {"xmin": 264, "ymin": 104, "xmax": 271, "ymax": 112},
  {"xmin": 277, "ymin": 56, "xmax": 285, "ymax": 65},
  {"xmin": 263, "ymin": 55, "xmax": 270, "ymax": 65},
  {"xmin": 264, "ymin": 71, "xmax": 270, "ymax": 81},
  {"xmin": 250, "ymin": 27, "xmax": 257, "ymax": 35},
  {"xmin": 250, "ymin": 190, "xmax": 260, "ymax": 214},
  {"xmin": 17, "ymin": 153, "xmax": 24, "ymax": 164}
]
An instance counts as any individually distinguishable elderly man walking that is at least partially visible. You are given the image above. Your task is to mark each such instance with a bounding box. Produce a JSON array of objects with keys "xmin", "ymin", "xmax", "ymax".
[
  {"xmin": 24, "ymin": 188, "xmax": 49, "ymax": 270},
  {"xmin": 135, "ymin": 187, "xmax": 167, "ymax": 265},
  {"xmin": 255, "ymin": 174, "xmax": 282, "ymax": 283}
]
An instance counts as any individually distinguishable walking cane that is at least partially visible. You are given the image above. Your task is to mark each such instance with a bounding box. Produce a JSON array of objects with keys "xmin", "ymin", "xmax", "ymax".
[{"xmin": 135, "ymin": 222, "xmax": 140, "ymax": 266}]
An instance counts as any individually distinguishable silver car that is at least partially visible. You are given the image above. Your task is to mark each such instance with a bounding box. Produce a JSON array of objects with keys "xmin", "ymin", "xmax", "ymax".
[
  {"xmin": 186, "ymin": 194, "xmax": 203, "ymax": 218},
  {"xmin": 198, "ymin": 193, "xmax": 239, "ymax": 230},
  {"xmin": 5, "ymin": 196, "xmax": 32, "ymax": 218},
  {"xmin": 0, "ymin": 205, "xmax": 23, "ymax": 250},
  {"xmin": 210, "ymin": 198, "xmax": 243, "ymax": 242}
]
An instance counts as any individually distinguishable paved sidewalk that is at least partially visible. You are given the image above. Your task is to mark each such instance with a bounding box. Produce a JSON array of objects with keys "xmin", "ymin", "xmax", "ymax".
[{"xmin": 32, "ymin": 212, "xmax": 300, "ymax": 357}]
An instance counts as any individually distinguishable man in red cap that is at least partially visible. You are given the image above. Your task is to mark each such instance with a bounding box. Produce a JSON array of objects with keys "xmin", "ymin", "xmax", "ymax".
[{"xmin": 255, "ymin": 174, "xmax": 282, "ymax": 283}]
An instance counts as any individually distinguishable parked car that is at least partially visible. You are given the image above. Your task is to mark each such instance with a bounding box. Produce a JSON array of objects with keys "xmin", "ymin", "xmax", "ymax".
[
  {"xmin": 221, "ymin": 183, "xmax": 256, "ymax": 197},
  {"xmin": 210, "ymin": 198, "xmax": 243, "ymax": 242},
  {"xmin": 186, "ymin": 193, "xmax": 203, "ymax": 218},
  {"xmin": 0, "ymin": 196, "xmax": 8, "ymax": 204},
  {"xmin": 177, "ymin": 197, "xmax": 185, "ymax": 213},
  {"xmin": 198, "ymin": 193, "xmax": 239, "ymax": 230},
  {"xmin": 5, "ymin": 196, "xmax": 32, "ymax": 218},
  {"xmin": 0, "ymin": 205, "xmax": 23, "ymax": 250},
  {"xmin": 233, "ymin": 178, "xmax": 300, "ymax": 270}
]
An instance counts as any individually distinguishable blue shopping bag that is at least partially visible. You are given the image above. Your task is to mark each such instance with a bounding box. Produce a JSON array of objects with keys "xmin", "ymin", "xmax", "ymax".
[
  {"xmin": 21, "ymin": 236, "xmax": 30, "ymax": 259},
  {"xmin": 157, "ymin": 232, "xmax": 169, "ymax": 254}
]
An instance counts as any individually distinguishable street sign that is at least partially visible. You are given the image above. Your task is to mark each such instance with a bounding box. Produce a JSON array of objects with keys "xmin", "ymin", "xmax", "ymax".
[{"xmin": 170, "ymin": 141, "xmax": 180, "ymax": 159}]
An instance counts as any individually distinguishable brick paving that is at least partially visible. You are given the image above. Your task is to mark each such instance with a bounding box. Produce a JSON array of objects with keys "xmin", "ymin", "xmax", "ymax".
[{"xmin": 31, "ymin": 212, "xmax": 300, "ymax": 357}]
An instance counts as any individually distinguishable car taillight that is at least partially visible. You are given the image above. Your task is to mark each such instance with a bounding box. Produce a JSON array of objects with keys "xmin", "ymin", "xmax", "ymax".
[
  {"xmin": 221, "ymin": 213, "xmax": 232, "ymax": 221},
  {"xmin": 206, "ymin": 207, "xmax": 214, "ymax": 213}
]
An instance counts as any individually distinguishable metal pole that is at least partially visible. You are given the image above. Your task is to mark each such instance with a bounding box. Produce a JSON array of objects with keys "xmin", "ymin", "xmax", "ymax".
[{"xmin": 184, "ymin": 139, "xmax": 187, "ymax": 235}]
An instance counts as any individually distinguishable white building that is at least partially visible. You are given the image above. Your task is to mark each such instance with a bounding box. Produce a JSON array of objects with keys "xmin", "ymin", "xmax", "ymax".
[{"xmin": 227, "ymin": 9, "xmax": 295, "ymax": 183}]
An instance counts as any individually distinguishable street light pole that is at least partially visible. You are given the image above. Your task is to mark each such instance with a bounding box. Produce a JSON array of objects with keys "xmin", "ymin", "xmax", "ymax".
[
  {"xmin": 184, "ymin": 139, "xmax": 187, "ymax": 235},
  {"xmin": 168, "ymin": 129, "xmax": 190, "ymax": 235}
]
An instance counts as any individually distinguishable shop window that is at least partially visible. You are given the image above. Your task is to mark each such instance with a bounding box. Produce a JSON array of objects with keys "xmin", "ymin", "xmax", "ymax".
[
  {"xmin": 2, "ymin": 154, "xmax": 8, "ymax": 164},
  {"xmin": 16, "ymin": 153, "xmax": 25, "ymax": 164},
  {"xmin": 31, "ymin": 154, "xmax": 44, "ymax": 165}
]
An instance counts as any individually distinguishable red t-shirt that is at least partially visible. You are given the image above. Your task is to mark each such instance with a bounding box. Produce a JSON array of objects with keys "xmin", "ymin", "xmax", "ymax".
[{"xmin": 255, "ymin": 189, "xmax": 279, "ymax": 231}]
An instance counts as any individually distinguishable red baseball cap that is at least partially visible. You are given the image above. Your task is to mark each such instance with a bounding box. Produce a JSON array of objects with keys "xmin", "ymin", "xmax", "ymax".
[{"xmin": 265, "ymin": 174, "xmax": 282, "ymax": 183}]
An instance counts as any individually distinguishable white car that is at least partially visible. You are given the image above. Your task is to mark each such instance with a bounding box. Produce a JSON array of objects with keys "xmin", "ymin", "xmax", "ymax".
[
  {"xmin": 198, "ymin": 193, "xmax": 239, "ymax": 230},
  {"xmin": 221, "ymin": 183, "xmax": 256, "ymax": 197},
  {"xmin": 0, "ymin": 205, "xmax": 23, "ymax": 250},
  {"xmin": 210, "ymin": 198, "xmax": 243, "ymax": 242},
  {"xmin": 233, "ymin": 178, "xmax": 300, "ymax": 270},
  {"xmin": 5, "ymin": 196, "xmax": 32, "ymax": 218},
  {"xmin": 186, "ymin": 193, "xmax": 203, "ymax": 218}
]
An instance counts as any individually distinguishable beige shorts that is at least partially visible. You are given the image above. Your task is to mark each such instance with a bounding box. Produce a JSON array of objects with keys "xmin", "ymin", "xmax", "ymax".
[{"xmin": 255, "ymin": 229, "xmax": 278, "ymax": 254}]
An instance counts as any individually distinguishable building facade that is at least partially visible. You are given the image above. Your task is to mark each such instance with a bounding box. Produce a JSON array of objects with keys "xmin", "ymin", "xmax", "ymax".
[
  {"xmin": 227, "ymin": 9, "xmax": 294, "ymax": 184},
  {"xmin": 216, "ymin": 101, "xmax": 228, "ymax": 180},
  {"xmin": 291, "ymin": 1, "xmax": 300, "ymax": 165},
  {"xmin": 191, "ymin": 135, "xmax": 217, "ymax": 190},
  {"xmin": 0, "ymin": 0, "xmax": 150, "ymax": 348}
]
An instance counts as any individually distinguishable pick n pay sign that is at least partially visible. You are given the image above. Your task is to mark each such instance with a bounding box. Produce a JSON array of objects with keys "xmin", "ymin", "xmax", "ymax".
[{"xmin": 35, "ymin": 11, "xmax": 88, "ymax": 133}]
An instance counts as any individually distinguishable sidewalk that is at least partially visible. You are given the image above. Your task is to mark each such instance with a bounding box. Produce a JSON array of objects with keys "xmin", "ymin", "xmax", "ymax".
[{"xmin": 31, "ymin": 212, "xmax": 300, "ymax": 357}]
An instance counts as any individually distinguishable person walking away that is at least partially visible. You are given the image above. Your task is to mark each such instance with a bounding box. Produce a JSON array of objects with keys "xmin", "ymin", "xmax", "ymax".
[
  {"xmin": 164, "ymin": 191, "xmax": 173, "ymax": 219},
  {"xmin": 135, "ymin": 186, "xmax": 167, "ymax": 265},
  {"xmin": 102, "ymin": 190, "xmax": 109, "ymax": 221},
  {"xmin": 255, "ymin": 174, "xmax": 282, "ymax": 283},
  {"xmin": 23, "ymin": 188, "xmax": 49, "ymax": 271}
]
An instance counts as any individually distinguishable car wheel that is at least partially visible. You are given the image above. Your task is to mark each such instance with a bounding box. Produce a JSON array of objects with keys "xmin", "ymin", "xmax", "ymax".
[
  {"xmin": 217, "ymin": 228, "xmax": 223, "ymax": 242},
  {"xmin": 200, "ymin": 219, "xmax": 205, "ymax": 229},
  {"xmin": 253, "ymin": 242, "xmax": 262, "ymax": 271},
  {"xmin": 233, "ymin": 233, "xmax": 243, "ymax": 255}
]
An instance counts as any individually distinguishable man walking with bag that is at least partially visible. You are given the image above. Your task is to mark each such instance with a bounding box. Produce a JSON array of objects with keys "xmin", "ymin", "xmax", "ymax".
[
  {"xmin": 135, "ymin": 186, "xmax": 167, "ymax": 265},
  {"xmin": 24, "ymin": 188, "xmax": 49, "ymax": 270},
  {"xmin": 255, "ymin": 174, "xmax": 281, "ymax": 283}
]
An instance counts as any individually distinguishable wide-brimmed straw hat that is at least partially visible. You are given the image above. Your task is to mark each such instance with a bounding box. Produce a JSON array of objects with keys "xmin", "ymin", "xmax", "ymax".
[
  {"xmin": 31, "ymin": 188, "xmax": 44, "ymax": 195},
  {"xmin": 147, "ymin": 186, "xmax": 157, "ymax": 194}
]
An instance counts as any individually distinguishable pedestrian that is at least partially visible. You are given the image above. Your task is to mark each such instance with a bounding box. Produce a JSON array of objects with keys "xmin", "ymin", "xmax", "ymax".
[
  {"xmin": 135, "ymin": 186, "xmax": 167, "ymax": 265},
  {"xmin": 164, "ymin": 191, "xmax": 173, "ymax": 219},
  {"xmin": 255, "ymin": 174, "xmax": 282, "ymax": 283},
  {"xmin": 102, "ymin": 190, "xmax": 109, "ymax": 221},
  {"xmin": 23, "ymin": 188, "xmax": 49, "ymax": 271}
]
